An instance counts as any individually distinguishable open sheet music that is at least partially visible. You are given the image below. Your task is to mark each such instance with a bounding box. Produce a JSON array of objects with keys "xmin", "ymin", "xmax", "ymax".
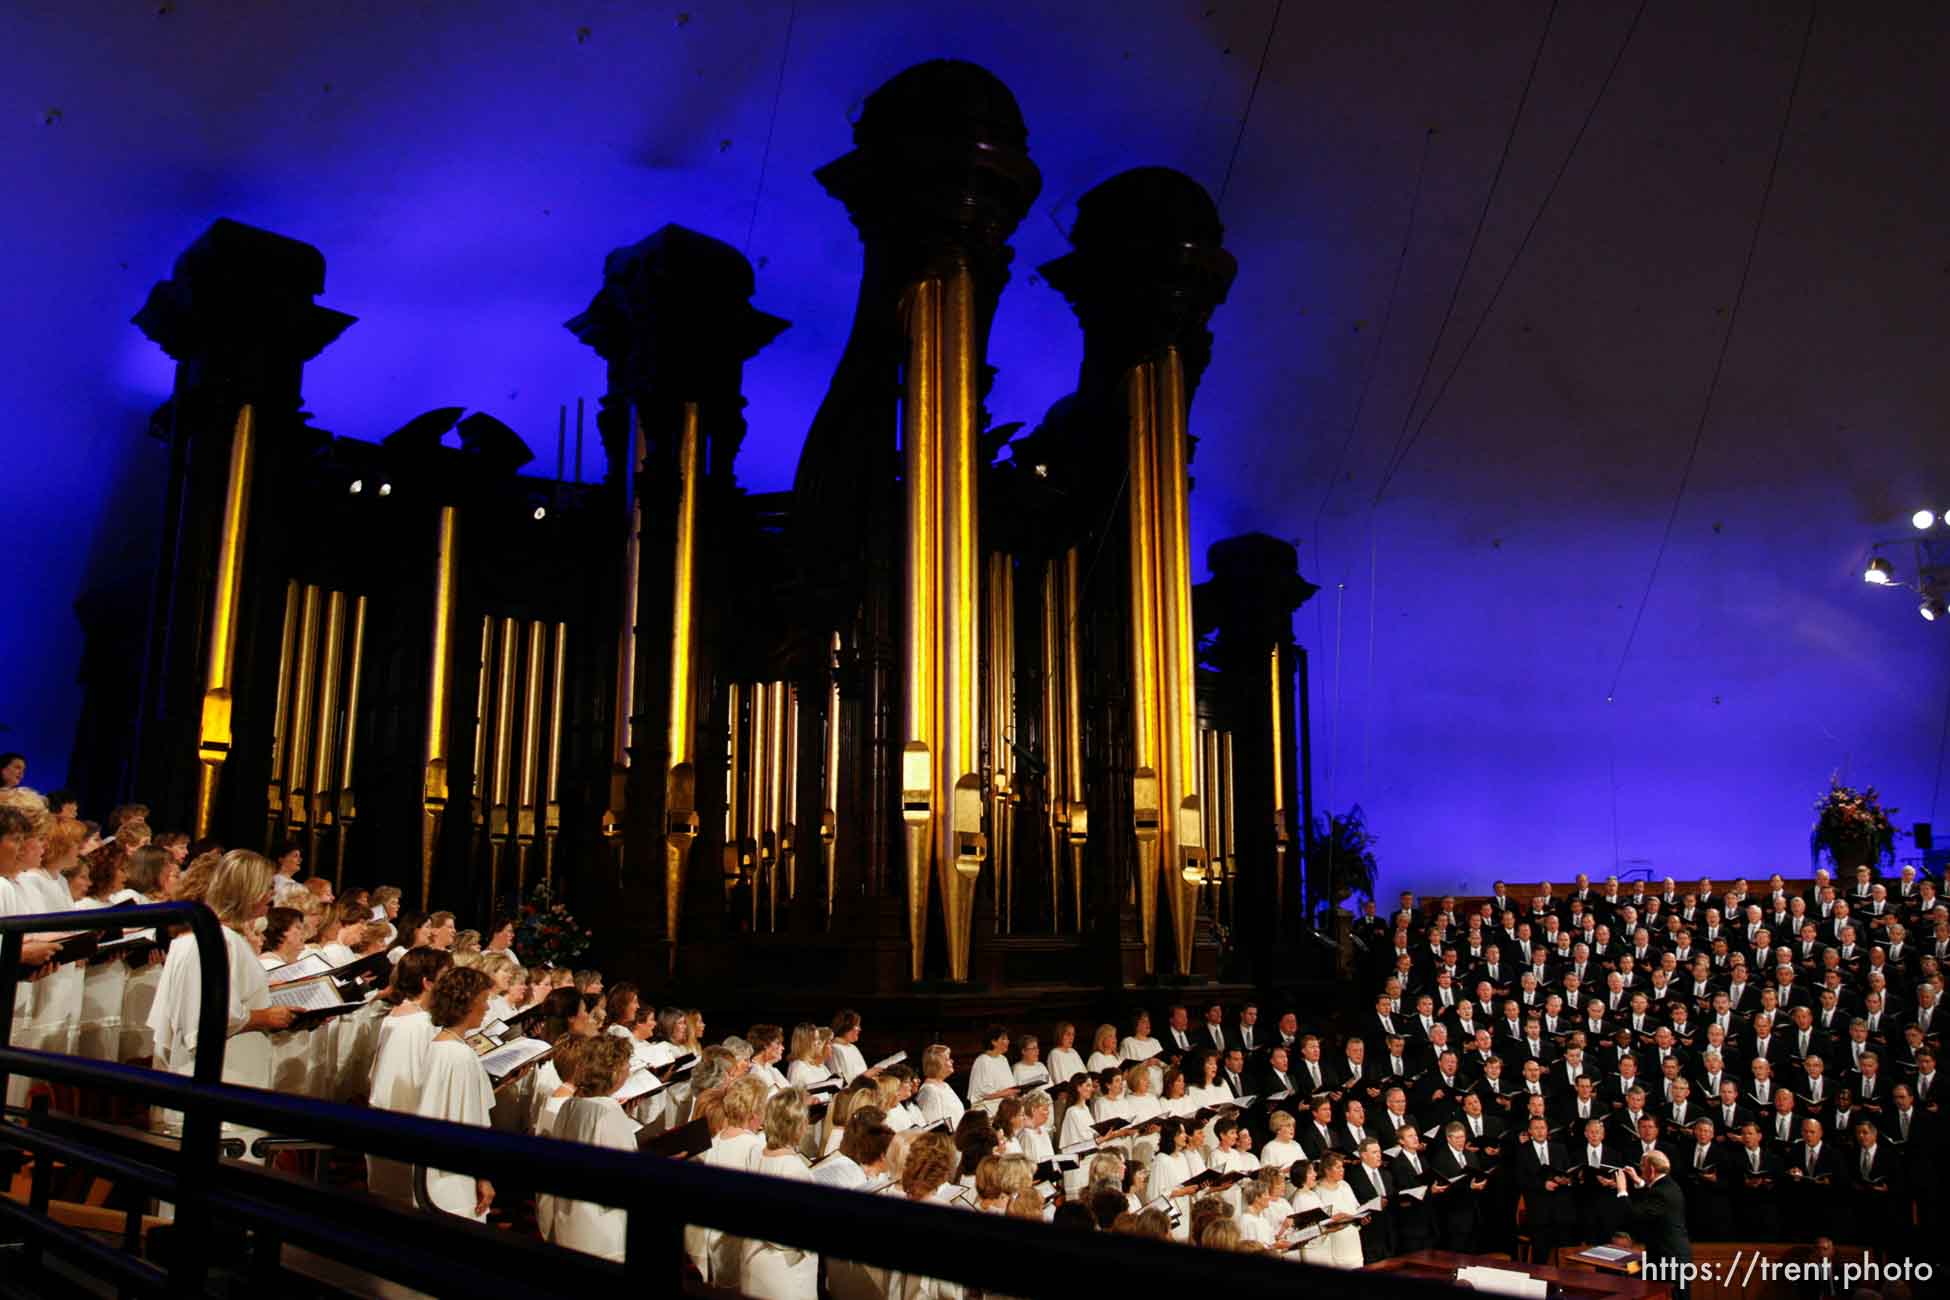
[
  {"xmin": 266, "ymin": 952, "xmax": 333, "ymax": 985},
  {"xmin": 268, "ymin": 975, "xmax": 346, "ymax": 1012},
  {"xmin": 478, "ymin": 1037, "xmax": 554, "ymax": 1082}
]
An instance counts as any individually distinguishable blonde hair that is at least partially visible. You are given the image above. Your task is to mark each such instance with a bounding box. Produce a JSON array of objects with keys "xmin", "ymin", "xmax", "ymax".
[
  {"xmin": 204, "ymin": 849, "xmax": 275, "ymax": 927},
  {"xmin": 372, "ymin": 886, "xmax": 402, "ymax": 910},
  {"xmin": 1007, "ymin": 1187, "xmax": 1044, "ymax": 1220},
  {"xmin": 1093, "ymin": 1023, "xmax": 1118, "ymax": 1054},
  {"xmin": 477, "ymin": 952, "xmax": 519, "ymax": 986},
  {"xmin": 901, "ymin": 1131, "xmax": 959, "ymax": 1198},
  {"xmin": 0, "ymin": 788, "xmax": 51, "ymax": 834},
  {"xmin": 1199, "ymin": 1219, "xmax": 1243, "ymax": 1251},
  {"xmin": 873, "ymin": 1073, "xmax": 902, "ymax": 1113},
  {"xmin": 577, "ymin": 1035, "xmax": 633, "ymax": 1097},
  {"xmin": 789, "ymin": 1022, "xmax": 822, "ymax": 1064},
  {"xmin": 449, "ymin": 950, "xmax": 482, "ymax": 970},
  {"xmin": 721, "ymin": 1075, "xmax": 770, "ymax": 1127},
  {"xmin": 763, "ymin": 1087, "xmax": 810, "ymax": 1150},
  {"xmin": 976, "ymin": 1153, "xmax": 1034, "ymax": 1201},
  {"xmin": 46, "ymin": 818, "xmax": 91, "ymax": 871},
  {"xmin": 453, "ymin": 929, "xmax": 481, "ymax": 954},
  {"xmin": 922, "ymin": 1043, "xmax": 952, "ymax": 1081}
]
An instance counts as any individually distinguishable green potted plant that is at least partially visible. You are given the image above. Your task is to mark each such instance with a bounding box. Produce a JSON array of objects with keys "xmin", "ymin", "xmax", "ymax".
[
  {"xmin": 1810, "ymin": 780, "xmax": 1900, "ymax": 873},
  {"xmin": 1308, "ymin": 804, "xmax": 1378, "ymax": 917}
]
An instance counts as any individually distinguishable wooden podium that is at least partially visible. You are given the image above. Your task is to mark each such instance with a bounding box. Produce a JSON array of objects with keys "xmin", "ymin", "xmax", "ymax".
[{"xmin": 1373, "ymin": 1251, "xmax": 1675, "ymax": 1299}]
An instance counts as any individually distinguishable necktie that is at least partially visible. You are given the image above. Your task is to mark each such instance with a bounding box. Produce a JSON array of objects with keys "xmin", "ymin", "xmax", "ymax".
[
  {"xmin": 1696, "ymin": 1146, "xmax": 1707, "ymax": 1168},
  {"xmin": 1750, "ymin": 1150, "xmax": 1760, "ymax": 1171},
  {"xmin": 1806, "ymin": 1146, "xmax": 1815, "ymax": 1173},
  {"xmin": 1862, "ymin": 1151, "xmax": 1871, "ymax": 1179}
]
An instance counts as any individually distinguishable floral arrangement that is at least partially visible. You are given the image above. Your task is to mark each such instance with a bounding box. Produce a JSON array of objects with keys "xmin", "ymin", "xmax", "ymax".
[
  {"xmin": 1308, "ymin": 804, "xmax": 1378, "ymax": 912},
  {"xmin": 1810, "ymin": 780, "xmax": 1900, "ymax": 870},
  {"xmin": 509, "ymin": 880, "xmax": 594, "ymax": 969}
]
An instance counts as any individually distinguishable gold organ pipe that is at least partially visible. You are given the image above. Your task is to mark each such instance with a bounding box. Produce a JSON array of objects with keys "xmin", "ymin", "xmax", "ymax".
[
  {"xmin": 1220, "ymin": 729, "xmax": 1236, "ymax": 930},
  {"xmin": 1202, "ymin": 728, "xmax": 1221, "ymax": 917},
  {"xmin": 265, "ymin": 579, "xmax": 300, "ymax": 847},
  {"xmin": 1060, "ymin": 545, "xmax": 1086, "ymax": 931},
  {"xmin": 821, "ymin": 632, "xmax": 841, "ymax": 925},
  {"xmin": 545, "ymin": 621, "xmax": 567, "ymax": 886},
  {"xmin": 488, "ymin": 616, "xmax": 519, "ymax": 903},
  {"xmin": 195, "ymin": 404, "xmax": 256, "ymax": 840},
  {"xmin": 1155, "ymin": 347, "xmax": 1203, "ymax": 975},
  {"xmin": 1039, "ymin": 558, "xmax": 1065, "ymax": 929},
  {"xmin": 517, "ymin": 618, "xmax": 546, "ymax": 894},
  {"xmin": 470, "ymin": 616, "xmax": 492, "ymax": 828},
  {"xmin": 286, "ymin": 584, "xmax": 322, "ymax": 830},
  {"xmin": 421, "ymin": 505, "xmax": 461, "ymax": 906},
  {"xmin": 901, "ymin": 277, "xmax": 941, "ymax": 981},
  {"xmin": 1269, "ymin": 643, "xmax": 1288, "ymax": 921},
  {"xmin": 987, "ymin": 551, "xmax": 1015, "ymax": 933},
  {"xmin": 1125, "ymin": 365, "xmax": 1164, "ymax": 975},
  {"xmin": 309, "ymin": 589, "xmax": 346, "ymax": 870},
  {"xmin": 724, "ymin": 682, "xmax": 745, "ymax": 897},
  {"xmin": 748, "ymin": 681, "xmax": 771, "ymax": 929},
  {"xmin": 335, "ymin": 594, "xmax": 368, "ymax": 888},
  {"xmin": 781, "ymin": 683, "xmax": 799, "ymax": 904},
  {"xmin": 766, "ymin": 679, "xmax": 787, "ymax": 929},
  {"xmin": 665, "ymin": 404, "xmax": 703, "ymax": 960},
  {"xmin": 938, "ymin": 263, "xmax": 987, "ymax": 984}
]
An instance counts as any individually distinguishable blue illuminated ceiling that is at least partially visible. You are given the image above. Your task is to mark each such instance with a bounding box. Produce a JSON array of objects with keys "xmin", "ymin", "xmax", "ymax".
[{"xmin": 6, "ymin": 1, "xmax": 1948, "ymax": 891}]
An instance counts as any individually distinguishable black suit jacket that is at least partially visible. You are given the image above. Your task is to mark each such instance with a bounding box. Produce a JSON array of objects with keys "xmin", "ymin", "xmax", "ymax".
[{"xmin": 1619, "ymin": 1174, "xmax": 1691, "ymax": 1264}]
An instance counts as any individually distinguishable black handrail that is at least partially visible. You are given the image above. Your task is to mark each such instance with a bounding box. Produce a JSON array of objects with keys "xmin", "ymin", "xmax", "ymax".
[{"xmin": 1, "ymin": 904, "xmax": 1459, "ymax": 1299}]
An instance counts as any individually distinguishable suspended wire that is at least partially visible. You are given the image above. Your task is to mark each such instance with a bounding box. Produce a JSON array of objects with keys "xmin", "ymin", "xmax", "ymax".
[
  {"xmin": 742, "ymin": 0, "xmax": 799, "ymax": 257},
  {"xmin": 1605, "ymin": 0, "xmax": 1818, "ymax": 701},
  {"xmin": 1216, "ymin": 0, "xmax": 1287, "ymax": 209},
  {"xmin": 1370, "ymin": 0, "xmax": 1561, "ymax": 506},
  {"xmin": 1372, "ymin": 0, "xmax": 1649, "ymax": 503}
]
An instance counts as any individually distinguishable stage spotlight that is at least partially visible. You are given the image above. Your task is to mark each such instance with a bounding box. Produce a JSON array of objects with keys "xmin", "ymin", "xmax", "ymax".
[
  {"xmin": 532, "ymin": 506, "xmax": 547, "ymax": 521},
  {"xmin": 1914, "ymin": 509, "xmax": 1936, "ymax": 530},
  {"xmin": 378, "ymin": 482, "xmax": 393, "ymax": 497},
  {"xmin": 1922, "ymin": 596, "xmax": 1946, "ymax": 622},
  {"xmin": 1864, "ymin": 557, "xmax": 1895, "ymax": 585},
  {"xmin": 349, "ymin": 479, "xmax": 363, "ymax": 494}
]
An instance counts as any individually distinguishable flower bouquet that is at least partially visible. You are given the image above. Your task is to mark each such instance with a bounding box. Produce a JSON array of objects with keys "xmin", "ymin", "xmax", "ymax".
[
  {"xmin": 509, "ymin": 880, "xmax": 594, "ymax": 969},
  {"xmin": 1810, "ymin": 780, "xmax": 1900, "ymax": 871}
]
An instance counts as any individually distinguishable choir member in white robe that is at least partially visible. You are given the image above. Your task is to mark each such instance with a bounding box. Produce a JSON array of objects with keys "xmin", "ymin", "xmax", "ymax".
[
  {"xmin": 826, "ymin": 1009, "xmax": 878, "ymax": 1085},
  {"xmin": 966, "ymin": 1025, "xmax": 1020, "ymax": 1114},
  {"xmin": 785, "ymin": 1023, "xmax": 836, "ymax": 1094},
  {"xmin": 74, "ymin": 844, "xmax": 136, "ymax": 1062},
  {"xmin": 746, "ymin": 1024, "xmax": 791, "ymax": 1095},
  {"xmin": 365, "ymin": 948, "xmax": 451, "ymax": 1201},
  {"xmin": 814, "ymin": 1107, "xmax": 895, "ymax": 1191},
  {"xmin": 114, "ymin": 846, "xmax": 176, "ymax": 1063},
  {"xmin": 1012, "ymin": 1034, "xmax": 1052, "ymax": 1092},
  {"xmin": 689, "ymin": 1075, "xmax": 770, "ymax": 1283},
  {"xmin": 145, "ymin": 850, "xmax": 296, "ymax": 1157},
  {"xmin": 0, "ymin": 804, "xmax": 65, "ymax": 1111},
  {"xmin": 542, "ymin": 1035, "xmax": 638, "ymax": 1261},
  {"xmin": 1045, "ymin": 1023, "xmax": 1086, "ymax": 1090},
  {"xmin": 412, "ymin": 966, "xmax": 497, "ymax": 1221},
  {"xmin": 1147, "ymin": 1119, "xmax": 1204, "ymax": 1240},
  {"xmin": 1119, "ymin": 1012, "xmax": 1164, "ymax": 1073},
  {"xmin": 1016, "ymin": 1092, "xmax": 1055, "ymax": 1166},
  {"xmin": 915, "ymin": 1044, "xmax": 965, "ymax": 1129},
  {"xmin": 1086, "ymin": 1023, "xmax": 1122, "ymax": 1075},
  {"xmin": 1312, "ymin": 1153, "xmax": 1365, "ymax": 1268},
  {"xmin": 736, "ymin": 1088, "xmax": 820, "ymax": 1300},
  {"xmin": 23, "ymin": 820, "xmax": 88, "ymax": 1057},
  {"xmin": 1260, "ymin": 1110, "xmax": 1303, "ymax": 1171}
]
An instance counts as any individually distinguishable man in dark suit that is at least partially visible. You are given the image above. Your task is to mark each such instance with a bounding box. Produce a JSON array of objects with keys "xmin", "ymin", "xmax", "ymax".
[
  {"xmin": 1426, "ymin": 1120, "xmax": 1491, "ymax": 1252},
  {"xmin": 1218, "ymin": 1047, "xmax": 1250, "ymax": 1099},
  {"xmin": 1848, "ymin": 1119, "xmax": 1904, "ymax": 1252},
  {"xmin": 1726, "ymin": 1121, "xmax": 1784, "ymax": 1237},
  {"xmin": 1228, "ymin": 1001, "xmax": 1263, "ymax": 1058},
  {"xmin": 1388, "ymin": 1125, "xmax": 1438, "ymax": 1254},
  {"xmin": 1569, "ymin": 1116, "xmax": 1628, "ymax": 1242},
  {"xmin": 1673, "ymin": 1117, "xmax": 1734, "ymax": 1240},
  {"xmin": 1513, "ymin": 1115, "xmax": 1577, "ymax": 1262},
  {"xmin": 1609, "ymin": 1154, "xmax": 1691, "ymax": 1290},
  {"xmin": 1784, "ymin": 1115, "xmax": 1841, "ymax": 1227},
  {"xmin": 1345, "ymin": 1138, "xmax": 1398, "ymax": 1261}
]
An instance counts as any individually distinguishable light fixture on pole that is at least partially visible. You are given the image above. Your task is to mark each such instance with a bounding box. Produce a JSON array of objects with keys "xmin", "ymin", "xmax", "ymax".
[
  {"xmin": 1864, "ymin": 556, "xmax": 1895, "ymax": 586},
  {"xmin": 1922, "ymin": 596, "xmax": 1946, "ymax": 623},
  {"xmin": 1914, "ymin": 509, "xmax": 1937, "ymax": 530}
]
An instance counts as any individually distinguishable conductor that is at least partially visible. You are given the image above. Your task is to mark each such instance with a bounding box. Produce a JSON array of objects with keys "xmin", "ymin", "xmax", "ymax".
[{"xmin": 1606, "ymin": 1152, "xmax": 1691, "ymax": 1297}]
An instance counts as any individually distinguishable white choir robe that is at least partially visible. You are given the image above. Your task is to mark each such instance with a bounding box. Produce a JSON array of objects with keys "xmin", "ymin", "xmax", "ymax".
[
  {"xmin": 966, "ymin": 1052, "xmax": 1016, "ymax": 1113},
  {"xmin": 75, "ymin": 897, "xmax": 132, "ymax": 1061},
  {"xmin": 1316, "ymin": 1179, "xmax": 1364, "ymax": 1267},
  {"xmin": 737, "ymin": 1150, "xmax": 820, "ymax": 1300},
  {"xmin": 23, "ymin": 870, "xmax": 82, "ymax": 1056},
  {"xmin": 1, "ymin": 879, "xmax": 35, "ymax": 1109},
  {"xmin": 1091, "ymin": 1094, "xmax": 1138, "ymax": 1162},
  {"xmin": 1150, "ymin": 1149, "xmax": 1199, "ymax": 1240},
  {"xmin": 1260, "ymin": 1137, "xmax": 1303, "ymax": 1170},
  {"xmin": 1118, "ymin": 1035, "xmax": 1165, "ymax": 1093},
  {"xmin": 542, "ymin": 1096, "xmax": 637, "ymax": 1260},
  {"xmin": 916, "ymin": 1079, "xmax": 965, "ymax": 1129},
  {"xmin": 147, "ymin": 927, "xmax": 276, "ymax": 1156},
  {"xmin": 1125, "ymin": 1094, "xmax": 1164, "ymax": 1169},
  {"xmin": 689, "ymin": 1129, "xmax": 763, "ymax": 1281},
  {"xmin": 1238, "ymin": 1209, "xmax": 1276, "ymax": 1247},
  {"xmin": 1057, "ymin": 1103, "xmax": 1102, "ymax": 1194},
  {"xmin": 1017, "ymin": 1124, "xmax": 1053, "ymax": 1166},
  {"xmin": 366, "ymin": 1008, "xmax": 436, "ymax": 1201},
  {"xmin": 113, "ymin": 891, "xmax": 160, "ymax": 1061},
  {"xmin": 828, "ymin": 1038, "xmax": 869, "ymax": 1084},
  {"xmin": 812, "ymin": 1152, "xmax": 867, "ymax": 1190},
  {"xmin": 1292, "ymin": 1189, "xmax": 1334, "ymax": 1265},
  {"xmin": 318, "ymin": 942, "xmax": 358, "ymax": 968},
  {"xmin": 1046, "ymin": 1046, "xmax": 1086, "ymax": 1086},
  {"xmin": 413, "ymin": 1038, "xmax": 493, "ymax": 1220},
  {"xmin": 886, "ymin": 1100, "xmax": 918, "ymax": 1132}
]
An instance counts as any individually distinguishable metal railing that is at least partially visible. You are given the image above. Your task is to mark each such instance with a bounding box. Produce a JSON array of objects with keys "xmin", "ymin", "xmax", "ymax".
[{"xmin": 2, "ymin": 901, "xmax": 1455, "ymax": 1298}]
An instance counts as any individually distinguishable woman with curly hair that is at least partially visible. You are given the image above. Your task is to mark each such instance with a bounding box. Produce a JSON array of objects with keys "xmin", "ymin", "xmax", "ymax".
[
  {"xmin": 543, "ymin": 1034, "xmax": 637, "ymax": 1260},
  {"xmin": 413, "ymin": 965, "xmax": 496, "ymax": 1220}
]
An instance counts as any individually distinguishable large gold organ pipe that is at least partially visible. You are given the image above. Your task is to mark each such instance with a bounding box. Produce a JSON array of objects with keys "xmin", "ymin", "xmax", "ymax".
[
  {"xmin": 764, "ymin": 679, "xmax": 787, "ymax": 929},
  {"xmin": 664, "ymin": 403, "xmax": 702, "ymax": 957},
  {"xmin": 421, "ymin": 505, "xmax": 461, "ymax": 906},
  {"xmin": 781, "ymin": 683, "xmax": 800, "ymax": 907},
  {"xmin": 938, "ymin": 265, "xmax": 987, "ymax": 982},
  {"xmin": 747, "ymin": 679, "xmax": 770, "ymax": 930},
  {"xmin": 470, "ymin": 616, "xmax": 493, "ymax": 837},
  {"xmin": 516, "ymin": 619, "xmax": 546, "ymax": 894},
  {"xmin": 335, "ymin": 594, "xmax": 367, "ymax": 887},
  {"xmin": 308, "ymin": 589, "xmax": 346, "ymax": 869},
  {"xmin": 821, "ymin": 632, "xmax": 841, "ymax": 925},
  {"xmin": 487, "ymin": 616, "xmax": 519, "ymax": 904},
  {"xmin": 724, "ymin": 682, "xmax": 746, "ymax": 897},
  {"xmin": 286, "ymin": 584, "xmax": 322, "ymax": 836},
  {"xmin": 900, "ymin": 276, "xmax": 941, "ymax": 980},
  {"xmin": 544, "ymin": 620, "xmax": 566, "ymax": 885},
  {"xmin": 1202, "ymin": 727, "xmax": 1222, "ymax": 921},
  {"xmin": 265, "ymin": 579, "xmax": 300, "ymax": 849},
  {"xmin": 1155, "ymin": 348, "xmax": 1204, "ymax": 974},
  {"xmin": 1060, "ymin": 546, "xmax": 1086, "ymax": 929},
  {"xmin": 1220, "ymin": 730, "xmax": 1236, "ymax": 930},
  {"xmin": 194, "ymin": 405, "xmax": 257, "ymax": 840},
  {"xmin": 1125, "ymin": 365, "xmax": 1165, "ymax": 975},
  {"xmin": 985, "ymin": 551, "xmax": 1015, "ymax": 932},
  {"xmin": 1038, "ymin": 557, "xmax": 1066, "ymax": 929},
  {"xmin": 1269, "ymin": 642, "xmax": 1289, "ymax": 921}
]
